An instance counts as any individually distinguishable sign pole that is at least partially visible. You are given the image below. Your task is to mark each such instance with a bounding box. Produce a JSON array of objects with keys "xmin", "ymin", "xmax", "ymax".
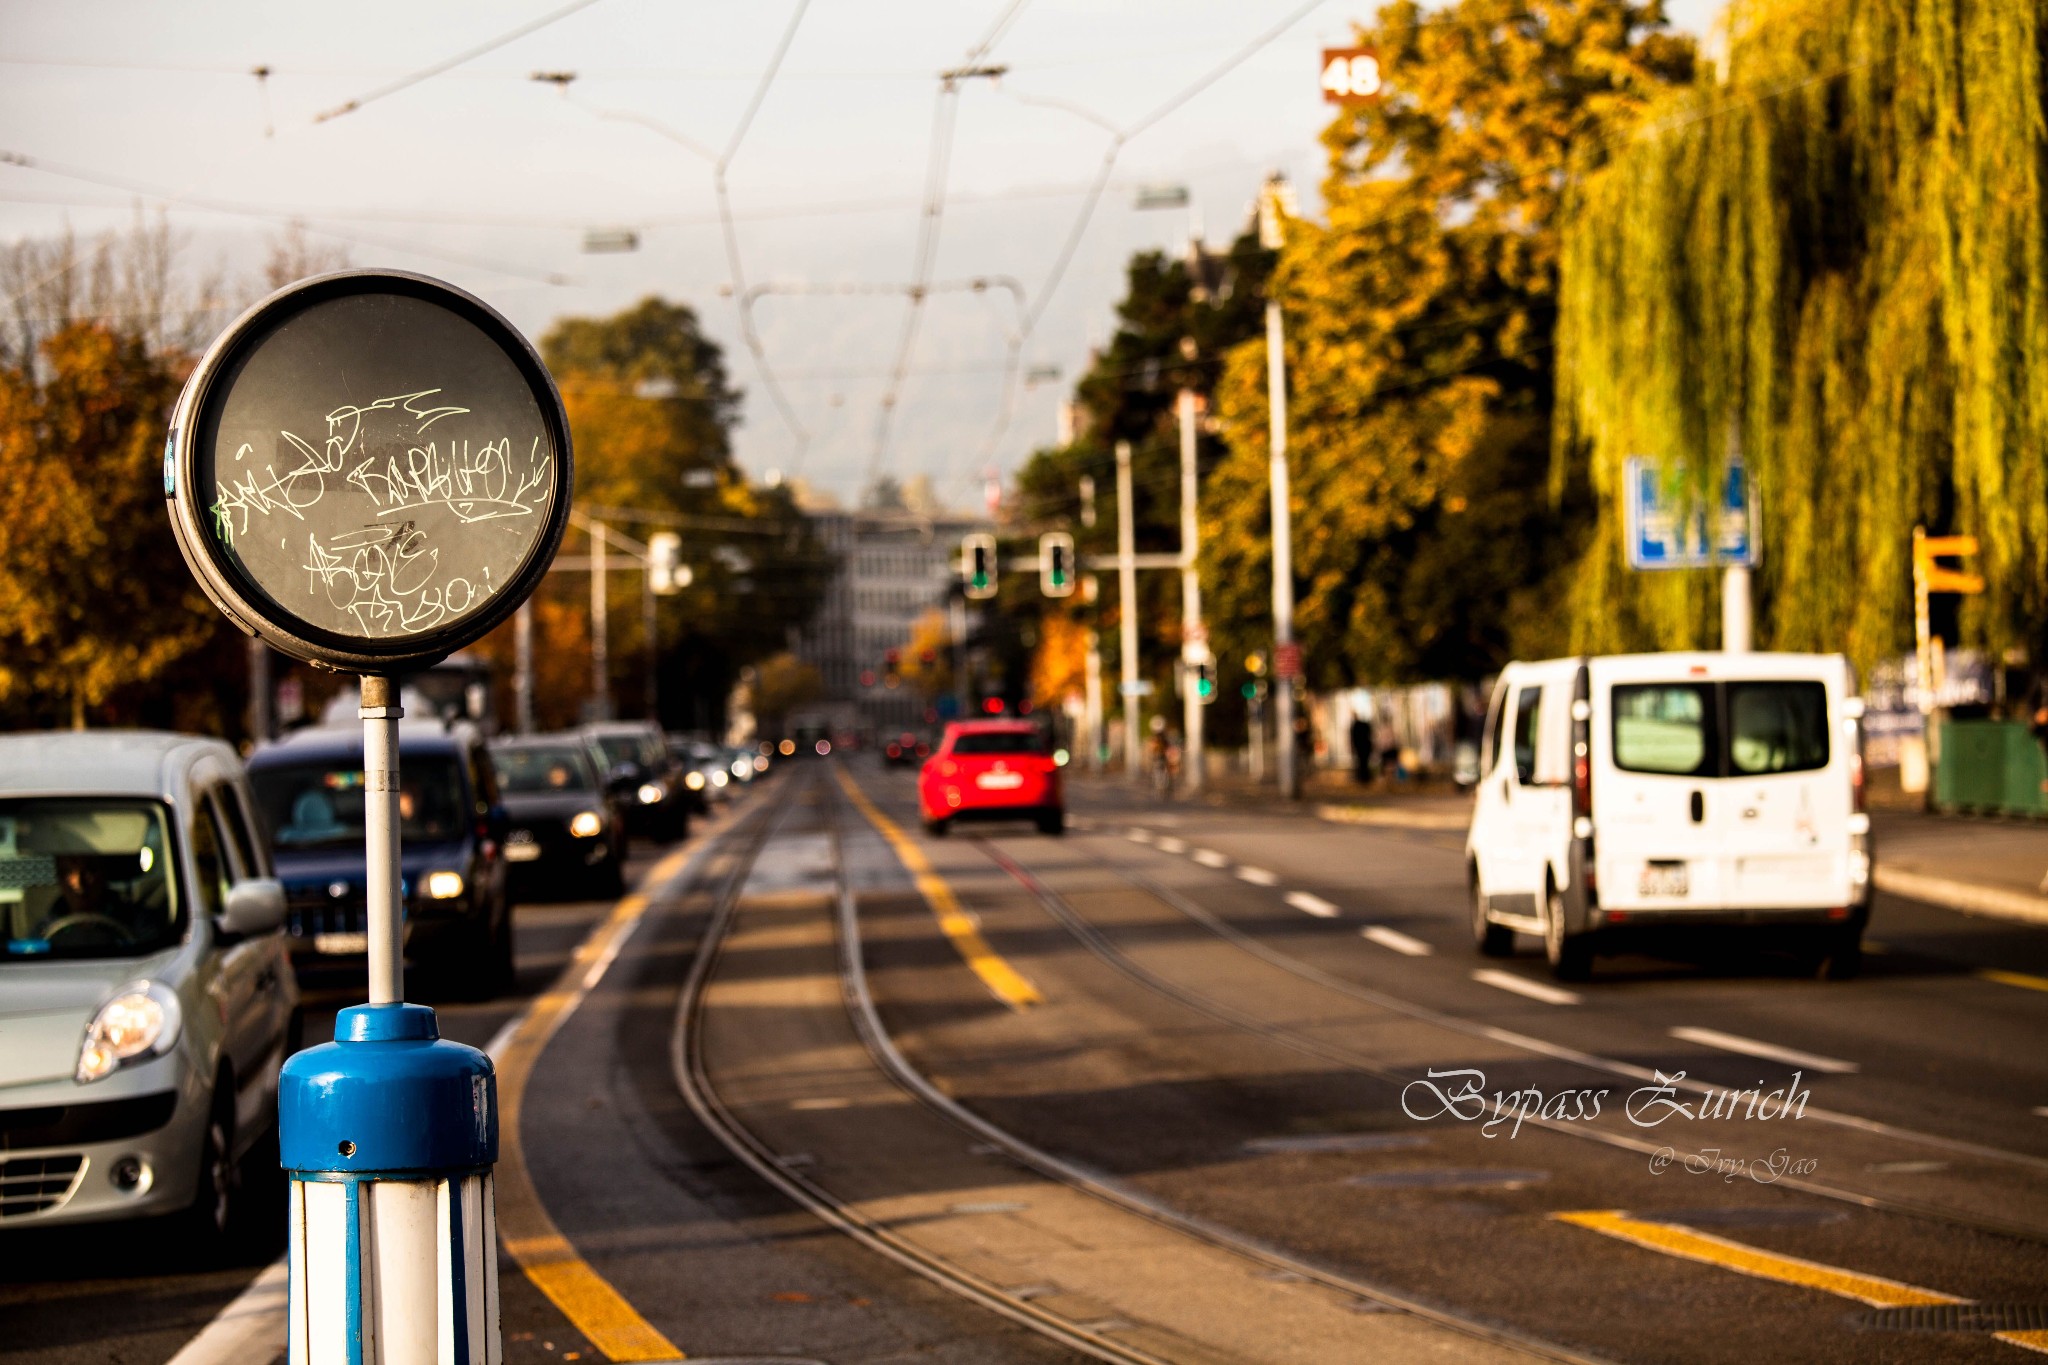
[
  {"xmin": 1722, "ymin": 563, "xmax": 1752, "ymax": 654},
  {"xmin": 1117, "ymin": 440, "xmax": 1144, "ymax": 782},
  {"xmin": 1179, "ymin": 389, "xmax": 1207, "ymax": 795},
  {"xmin": 360, "ymin": 675, "xmax": 405, "ymax": 1006},
  {"xmin": 1262, "ymin": 175, "xmax": 1300, "ymax": 802}
]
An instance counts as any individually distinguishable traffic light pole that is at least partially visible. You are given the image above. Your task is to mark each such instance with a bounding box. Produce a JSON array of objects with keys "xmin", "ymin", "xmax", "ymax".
[
  {"xmin": 1179, "ymin": 389, "xmax": 1206, "ymax": 795},
  {"xmin": 1117, "ymin": 440, "xmax": 1144, "ymax": 783}
]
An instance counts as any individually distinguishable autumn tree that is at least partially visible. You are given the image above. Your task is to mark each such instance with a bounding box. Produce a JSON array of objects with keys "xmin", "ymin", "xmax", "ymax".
[
  {"xmin": 1556, "ymin": 0, "xmax": 2048, "ymax": 667},
  {"xmin": 0, "ymin": 324, "xmax": 223, "ymax": 727},
  {"xmin": 473, "ymin": 296, "xmax": 832, "ymax": 728},
  {"xmin": 1204, "ymin": 0, "xmax": 1693, "ymax": 687}
]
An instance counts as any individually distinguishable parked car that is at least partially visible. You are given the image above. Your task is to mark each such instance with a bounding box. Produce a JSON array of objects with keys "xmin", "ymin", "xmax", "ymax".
[
  {"xmin": 247, "ymin": 723, "xmax": 514, "ymax": 997},
  {"xmin": 489, "ymin": 736, "xmax": 628, "ymax": 898},
  {"xmin": 1467, "ymin": 652, "xmax": 1870, "ymax": 982},
  {"xmin": 582, "ymin": 722, "xmax": 689, "ymax": 841},
  {"xmin": 665, "ymin": 734, "xmax": 731, "ymax": 810},
  {"xmin": 917, "ymin": 721, "xmax": 1065, "ymax": 836},
  {"xmin": 0, "ymin": 731, "xmax": 296, "ymax": 1240}
]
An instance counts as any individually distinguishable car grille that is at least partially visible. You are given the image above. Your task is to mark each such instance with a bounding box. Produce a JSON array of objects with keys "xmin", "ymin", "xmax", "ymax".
[
  {"xmin": 287, "ymin": 887, "xmax": 367, "ymax": 939},
  {"xmin": 0, "ymin": 1154, "xmax": 85, "ymax": 1218}
]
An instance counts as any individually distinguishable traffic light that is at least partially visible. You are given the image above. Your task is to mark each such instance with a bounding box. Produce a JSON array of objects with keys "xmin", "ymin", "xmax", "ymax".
[
  {"xmin": 1040, "ymin": 531, "xmax": 1075, "ymax": 598},
  {"xmin": 1191, "ymin": 659, "xmax": 1217, "ymax": 704},
  {"xmin": 962, "ymin": 533, "xmax": 997, "ymax": 600}
]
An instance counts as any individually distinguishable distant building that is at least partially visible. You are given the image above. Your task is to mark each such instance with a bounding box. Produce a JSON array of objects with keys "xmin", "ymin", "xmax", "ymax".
[{"xmin": 793, "ymin": 498, "xmax": 985, "ymax": 734}]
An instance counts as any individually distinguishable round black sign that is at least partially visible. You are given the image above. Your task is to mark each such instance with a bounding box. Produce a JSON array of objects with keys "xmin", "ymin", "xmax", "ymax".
[{"xmin": 166, "ymin": 271, "xmax": 571, "ymax": 673}]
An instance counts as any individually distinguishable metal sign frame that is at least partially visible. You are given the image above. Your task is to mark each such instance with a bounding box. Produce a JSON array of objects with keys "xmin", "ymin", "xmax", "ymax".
[{"xmin": 165, "ymin": 270, "xmax": 573, "ymax": 673}]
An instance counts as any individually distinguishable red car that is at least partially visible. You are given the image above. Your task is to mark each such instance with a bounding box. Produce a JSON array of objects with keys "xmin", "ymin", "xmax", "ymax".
[{"xmin": 917, "ymin": 721, "xmax": 1064, "ymax": 836}]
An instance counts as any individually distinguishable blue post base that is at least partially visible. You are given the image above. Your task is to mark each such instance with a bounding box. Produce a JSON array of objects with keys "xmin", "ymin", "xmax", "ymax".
[{"xmin": 281, "ymin": 1004, "xmax": 500, "ymax": 1365}]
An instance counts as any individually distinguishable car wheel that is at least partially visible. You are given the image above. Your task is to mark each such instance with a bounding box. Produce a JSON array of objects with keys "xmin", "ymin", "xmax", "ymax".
[
  {"xmin": 1544, "ymin": 881, "xmax": 1592, "ymax": 982},
  {"xmin": 1814, "ymin": 928, "xmax": 1862, "ymax": 982},
  {"xmin": 181, "ymin": 1085, "xmax": 238, "ymax": 1254},
  {"xmin": 925, "ymin": 816, "xmax": 951, "ymax": 838},
  {"xmin": 1036, "ymin": 808, "xmax": 1065, "ymax": 836},
  {"xmin": 1471, "ymin": 867, "xmax": 1513, "ymax": 957}
]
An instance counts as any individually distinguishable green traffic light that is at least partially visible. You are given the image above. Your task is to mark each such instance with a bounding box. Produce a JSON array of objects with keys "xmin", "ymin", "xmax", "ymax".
[{"xmin": 1240, "ymin": 682, "xmax": 1257, "ymax": 699}]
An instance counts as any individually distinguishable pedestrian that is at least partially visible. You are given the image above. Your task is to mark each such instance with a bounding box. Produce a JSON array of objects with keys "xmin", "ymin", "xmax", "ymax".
[{"xmin": 1349, "ymin": 712, "xmax": 1375, "ymax": 785}]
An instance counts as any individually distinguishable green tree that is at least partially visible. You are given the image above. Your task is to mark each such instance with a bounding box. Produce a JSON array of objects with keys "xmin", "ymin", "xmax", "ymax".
[
  {"xmin": 1555, "ymin": 0, "xmax": 2048, "ymax": 668},
  {"xmin": 0, "ymin": 324, "xmax": 223, "ymax": 726},
  {"xmin": 1204, "ymin": 0, "xmax": 1693, "ymax": 687}
]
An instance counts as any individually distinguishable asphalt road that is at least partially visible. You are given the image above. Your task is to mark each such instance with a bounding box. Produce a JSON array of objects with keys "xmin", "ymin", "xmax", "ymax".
[{"xmin": 7, "ymin": 759, "xmax": 2047, "ymax": 1363}]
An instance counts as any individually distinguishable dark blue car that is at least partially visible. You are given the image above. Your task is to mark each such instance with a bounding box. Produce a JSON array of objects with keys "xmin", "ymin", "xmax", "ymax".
[{"xmin": 246, "ymin": 722, "xmax": 513, "ymax": 998}]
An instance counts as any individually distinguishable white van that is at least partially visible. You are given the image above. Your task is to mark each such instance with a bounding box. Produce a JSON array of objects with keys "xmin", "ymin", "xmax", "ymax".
[{"xmin": 1466, "ymin": 653, "xmax": 1871, "ymax": 981}]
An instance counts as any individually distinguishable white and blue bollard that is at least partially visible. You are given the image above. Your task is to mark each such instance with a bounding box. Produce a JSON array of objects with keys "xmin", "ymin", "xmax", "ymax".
[{"xmin": 280, "ymin": 1002, "xmax": 501, "ymax": 1365}]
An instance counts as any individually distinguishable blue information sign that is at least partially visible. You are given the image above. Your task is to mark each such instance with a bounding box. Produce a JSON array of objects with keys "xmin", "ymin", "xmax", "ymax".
[{"xmin": 1624, "ymin": 457, "xmax": 1758, "ymax": 570}]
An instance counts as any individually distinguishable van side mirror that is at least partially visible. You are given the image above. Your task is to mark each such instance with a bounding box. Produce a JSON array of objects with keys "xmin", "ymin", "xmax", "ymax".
[{"xmin": 219, "ymin": 878, "xmax": 286, "ymax": 937}]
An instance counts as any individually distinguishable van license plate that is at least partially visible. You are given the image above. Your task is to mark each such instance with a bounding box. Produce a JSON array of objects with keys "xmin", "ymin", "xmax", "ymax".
[
  {"xmin": 1639, "ymin": 862, "xmax": 1688, "ymax": 897},
  {"xmin": 315, "ymin": 932, "xmax": 368, "ymax": 954}
]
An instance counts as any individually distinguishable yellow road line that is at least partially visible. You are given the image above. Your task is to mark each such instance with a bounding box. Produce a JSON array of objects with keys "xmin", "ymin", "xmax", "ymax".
[
  {"xmin": 494, "ymin": 845, "xmax": 696, "ymax": 1363},
  {"xmin": 1980, "ymin": 968, "xmax": 2048, "ymax": 995},
  {"xmin": 834, "ymin": 766, "xmax": 1042, "ymax": 1009},
  {"xmin": 1554, "ymin": 1210, "xmax": 2048, "ymax": 1355}
]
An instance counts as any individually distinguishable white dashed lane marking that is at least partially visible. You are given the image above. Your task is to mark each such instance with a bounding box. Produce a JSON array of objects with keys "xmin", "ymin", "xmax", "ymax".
[
  {"xmin": 1360, "ymin": 925, "xmax": 1433, "ymax": 957},
  {"xmin": 1236, "ymin": 866, "xmax": 1278, "ymax": 886},
  {"xmin": 1155, "ymin": 836, "xmax": 1188, "ymax": 853},
  {"xmin": 1126, "ymin": 827, "xmax": 1154, "ymax": 843},
  {"xmin": 1192, "ymin": 849, "xmax": 1230, "ymax": 869},
  {"xmin": 1668, "ymin": 1026, "xmax": 1858, "ymax": 1075},
  {"xmin": 1284, "ymin": 891, "xmax": 1340, "ymax": 918},
  {"xmin": 1471, "ymin": 969, "xmax": 1581, "ymax": 1006}
]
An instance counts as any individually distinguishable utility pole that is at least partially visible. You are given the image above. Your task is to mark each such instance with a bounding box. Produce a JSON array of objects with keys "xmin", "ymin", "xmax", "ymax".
[
  {"xmin": 590, "ymin": 518, "xmax": 610, "ymax": 720},
  {"xmin": 1262, "ymin": 173, "xmax": 1300, "ymax": 801},
  {"xmin": 1084, "ymin": 621, "xmax": 1105, "ymax": 772},
  {"xmin": 1178, "ymin": 388, "xmax": 1206, "ymax": 795},
  {"xmin": 514, "ymin": 601, "xmax": 535, "ymax": 734},
  {"xmin": 642, "ymin": 571, "xmax": 659, "ymax": 722},
  {"xmin": 1117, "ymin": 440, "xmax": 1143, "ymax": 781},
  {"xmin": 246, "ymin": 638, "xmax": 273, "ymax": 744}
]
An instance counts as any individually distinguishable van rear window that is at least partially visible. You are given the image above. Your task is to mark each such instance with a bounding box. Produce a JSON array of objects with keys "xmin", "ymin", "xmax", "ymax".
[
  {"xmin": 1728, "ymin": 682, "xmax": 1829, "ymax": 774},
  {"xmin": 1610, "ymin": 680, "xmax": 1831, "ymax": 777},
  {"xmin": 1613, "ymin": 684, "xmax": 1715, "ymax": 776}
]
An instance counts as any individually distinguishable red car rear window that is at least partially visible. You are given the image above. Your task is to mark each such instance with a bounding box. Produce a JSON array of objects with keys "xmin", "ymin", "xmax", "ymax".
[{"xmin": 949, "ymin": 730, "xmax": 1048, "ymax": 756}]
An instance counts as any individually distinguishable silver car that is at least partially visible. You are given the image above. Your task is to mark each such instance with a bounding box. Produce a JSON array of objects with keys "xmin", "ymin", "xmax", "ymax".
[{"xmin": 0, "ymin": 731, "xmax": 297, "ymax": 1239}]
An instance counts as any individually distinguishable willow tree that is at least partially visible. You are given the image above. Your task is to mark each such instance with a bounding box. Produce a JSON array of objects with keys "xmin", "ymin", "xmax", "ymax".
[{"xmin": 1556, "ymin": 0, "xmax": 2047, "ymax": 666}]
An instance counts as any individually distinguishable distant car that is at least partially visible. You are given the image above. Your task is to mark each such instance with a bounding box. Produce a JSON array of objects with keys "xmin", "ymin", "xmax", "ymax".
[
  {"xmin": 667, "ymin": 734, "xmax": 734, "ymax": 808},
  {"xmin": 917, "ymin": 721, "xmax": 1064, "ymax": 836},
  {"xmin": 582, "ymin": 722, "xmax": 689, "ymax": 841},
  {"xmin": 883, "ymin": 731, "xmax": 929, "ymax": 767},
  {"xmin": 1468, "ymin": 652, "xmax": 1871, "ymax": 981},
  {"xmin": 0, "ymin": 731, "xmax": 297, "ymax": 1241},
  {"xmin": 247, "ymin": 723, "xmax": 514, "ymax": 997},
  {"xmin": 489, "ymin": 737, "xmax": 628, "ymax": 898}
]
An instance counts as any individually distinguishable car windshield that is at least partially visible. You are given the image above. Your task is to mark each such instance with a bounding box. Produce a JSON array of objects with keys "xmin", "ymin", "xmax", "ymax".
[
  {"xmin": 595, "ymin": 734, "xmax": 661, "ymax": 770},
  {"xmin": 251, "ymin": 756, "xmax": 468, "ymax": 850},
  {"xmin": 492, "ymin": 746, "xmax": 596, "ymax": 794},
  {"xmin": 0, "ymin": 799, "xmax": 182, "ymax": 960},
  {"xmin": 950, "ymin": 730, "xmax": 1047, "ymax": 756}
]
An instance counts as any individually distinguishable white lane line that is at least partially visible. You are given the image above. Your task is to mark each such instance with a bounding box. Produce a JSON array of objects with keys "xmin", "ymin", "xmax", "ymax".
[
  {"xmin": 1471, "ymin": 969, "xmax": 1581, "ymax": 1006},
  {"xmin": 1361, "ymin": 925, "xmax": 1434, "ymax": 957},
  {"xmin": 1126, "ymin": 827, "xmax": 1154, "ymax": 843},
  {"xmin": 164, "ymin": 1260, "xmax": 289, "ymax": 1365},
  {"xmin": 1155, "ymin": 836, "xmax": 1188, "ymax": 854},
  {"xmin": 1285, "ymin": 891, "xmax": 1340, "ymax": 919},
  {"xmin": 1191, "ymin": 848, "xmax": 1230, "ymax": 868},
  {"xmin": 1669, "ymin": 1026, "xmax": 1859, "ymax": 1075},
  {"xmin": 1236, "ymin": 865, "xmax": 1279, "ymax": 886}
]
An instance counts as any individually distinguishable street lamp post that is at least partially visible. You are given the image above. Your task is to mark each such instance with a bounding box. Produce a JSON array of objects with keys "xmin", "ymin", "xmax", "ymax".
[
  {"xmin": 1117, "ymin": 440, "xmax": 1144, "ymax": 782},
  {"xmin": 1179, "ymin": 389, "xmax": 1206, "ymax": 795},
  {"xmin": 1262, "ymin": 173, "xmax": 1300, "ymax": 801}
]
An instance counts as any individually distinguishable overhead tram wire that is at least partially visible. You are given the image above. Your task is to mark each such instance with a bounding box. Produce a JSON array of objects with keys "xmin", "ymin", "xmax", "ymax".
[
  {"xmin": 536, "ymin": 0, "xmax": 817, "ymax": 470},
  {"xmin": 941, "ymin": 0, "xmax": 1331, "ymax": 505},
  {"xmin": 0, "ymin": 150, "xmax": 577, "ymax": 290},
  {"xmin": 312, "ymin": 0, "xmax": 611, "ymax": 123},
  {"xmin": 864, "ymin": 0, "xmax": 1033, "ymax": 484}
]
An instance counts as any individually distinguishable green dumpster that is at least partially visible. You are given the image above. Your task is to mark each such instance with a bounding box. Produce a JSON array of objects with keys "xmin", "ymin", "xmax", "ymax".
[{"xmin": 1933, "ymin": 719, "xmax": 2048, "ymax": 817}]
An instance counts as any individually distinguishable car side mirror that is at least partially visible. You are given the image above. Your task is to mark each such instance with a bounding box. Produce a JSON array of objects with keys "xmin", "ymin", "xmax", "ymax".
[{"xmin": 218, "ymin": 878, "xmax": 286, "ymax": 937}]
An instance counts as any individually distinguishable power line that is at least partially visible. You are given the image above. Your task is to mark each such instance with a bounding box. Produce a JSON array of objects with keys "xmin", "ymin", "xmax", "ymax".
[{"xmin": 312, "ymin": 0, "xmax": 610, "ymax": 123}]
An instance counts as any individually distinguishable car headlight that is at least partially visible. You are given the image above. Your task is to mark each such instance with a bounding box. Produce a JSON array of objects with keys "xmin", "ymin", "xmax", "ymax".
[
  {"xmin": 731, "ymin": 759, "xmax": 749, "ymax": 779},
  {"xmin": 711, "ymin": 770, "xmax": 729, "ymax": 787},
  {"xmin": 569, "ymin": 810, "xmax": 604, "ymax": 839},
  {"xmin": 637, "ymin": 782, "xmax": 664, "ymax": 805},
  {"xmin": 685, "ymin": 771, "xmax": 706, "ymax": 791},
  {"xmin": 425, "ymin": 870, "xmax": 466, "ymax": 899},
  {"xmin": 77, "ymin": 982, "xmax": 180, "ymax": 1084}
]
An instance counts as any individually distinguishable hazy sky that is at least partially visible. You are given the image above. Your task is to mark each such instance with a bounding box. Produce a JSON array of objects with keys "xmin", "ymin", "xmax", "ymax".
[{"xmin": 0, "ymin": 0, "xmax": 1718, "ymax": 505}]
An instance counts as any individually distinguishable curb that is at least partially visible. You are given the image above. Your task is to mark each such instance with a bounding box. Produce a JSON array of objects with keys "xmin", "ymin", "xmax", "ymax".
[
  {"xmin": 1872, "ymin": 866, "xmax": 2048, "ymax": 928},
  {"xmin": 1314, "ymin": 802, "xmax": 1470, "ymax": 831}
]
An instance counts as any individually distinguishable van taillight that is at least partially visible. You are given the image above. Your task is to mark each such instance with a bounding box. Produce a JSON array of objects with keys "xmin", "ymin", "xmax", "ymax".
[
  {"xmin": 1850, "ymin": 747, "xmax": 1866, "ymax": 815},
  {"xmin": 1573, "ymin": 753, "xmax": 1591, "ymax": 820}
]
